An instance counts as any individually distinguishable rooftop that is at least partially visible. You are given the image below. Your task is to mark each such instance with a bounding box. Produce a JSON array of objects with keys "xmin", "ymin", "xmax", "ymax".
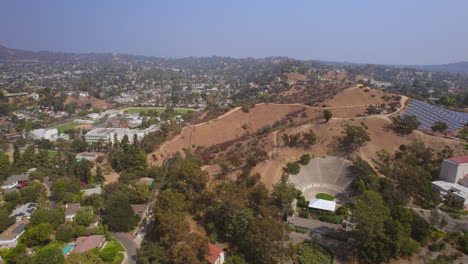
[
  {"xmin": 72, "ymin": 235, "xmax": 105, "ymax": 253},
  {"xmin": 0, "ymin": 219, "xmax": 29, "ymax": 241},
  {"xmin": 65, "ymin": 203, "xmax": 81, "ymax": 216},
  {"xmin": 206, "ymin": 243, "xmax": 225, "ymax": 264},
  {"xmin": 2, "ymin": 174, "xmax": 29, "ymax": 186},
  {"xmin": 433, "ymin": 181, "xmax": 468, "ymax": 204},
  {"xmin": 448, "ymin": 155, "xmax": 468, "ymax": 164},
  {"xmin": 10, "ymin": 203, "xmax": 37, "ymax": 219},
  {"xmin": 308, "ymin": 198, "xmax": 336, "ymax": 212}
]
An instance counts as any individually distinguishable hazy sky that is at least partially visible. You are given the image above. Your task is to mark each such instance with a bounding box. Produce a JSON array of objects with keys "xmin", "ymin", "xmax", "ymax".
[{"xmin": 1, "ymin": 0, "xmax": 467, "ymax": 65}]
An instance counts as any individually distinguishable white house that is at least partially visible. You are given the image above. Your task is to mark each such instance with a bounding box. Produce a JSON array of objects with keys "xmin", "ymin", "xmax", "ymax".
[
  {"xmin": 433, "ymin": 155, "xmax": 468, "ymax": 209},
  {"xmin": 0, "ymin": 219, "xmax": 29, "ymax": 249},
  {"xmin": 1, "ymin": 174, "xmax": 29, "ymax": 190}
]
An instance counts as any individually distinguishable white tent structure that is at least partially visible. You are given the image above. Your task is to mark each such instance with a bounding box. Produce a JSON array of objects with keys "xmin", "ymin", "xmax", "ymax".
[{"xmin": 308, "ymin": 198, "xmax": 336, "ymax": 212}]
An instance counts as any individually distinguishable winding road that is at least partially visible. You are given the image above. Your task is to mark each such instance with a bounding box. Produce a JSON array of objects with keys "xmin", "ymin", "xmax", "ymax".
[{"xmin": 112, "ymin": 232, "xmax": 138, "ymax": 264}]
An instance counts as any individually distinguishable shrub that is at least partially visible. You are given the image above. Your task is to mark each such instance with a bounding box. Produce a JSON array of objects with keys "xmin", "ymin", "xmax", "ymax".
[
  {"xmin": 318, "ymin": 215, "xmax": 342, "ymax": 224},
  {"xmin": 299, "ymin": 154, "xmax": 311, "ymax": 165},
  {"xmin": 297, "ymin": 242, "xmax": 333, "ymax": 264},
  {"xmin": 285, "ymin": 162, "xmax": 301, "ymax": 175}
]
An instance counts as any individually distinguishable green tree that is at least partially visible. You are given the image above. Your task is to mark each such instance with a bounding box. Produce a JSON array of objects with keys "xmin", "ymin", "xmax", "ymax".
[
  {"xmin": 299, "ymin": 154, "xmax": 311, "ymax": 165},
  {"xmin": 66, "ymin": 252, "xmax": 105, "ymax": 264},
  {"xmin": 74, "ymin": 208, "xmax": 95, "ymax": 226},
  {"xmin": 271, "ymin": 182, "xmax": 298, "ymax": 216},
  {"xmin": 0, "ymin": 209, "xmax": 15, "ymax": 232},
  {"xmin": 285, "ymin": 162, "xmax": 300, "ymax": 175},
  {"xmin": 0, "ymin": 151, "xmax": 11, "ymax": 181},
  {"xmin": 13, "ymin": 143, "xmax": 21, "ymax": 165},
  {"xmin": 391, "ymin": 115, "xmax": 421, "ymax": 134},
  {"xmin": 103, "ymin": 193, "xmax": 139, "ymax": 232},
  {"xmin": 302, "ymin": 130, "xmax": 317, "ymax": 146},
  {"xmin": 21, "ymin": 223, "xmax": 53, "ymax": 246},
  {"xmin": 56, "ymin": 222, "xmax": 87, "ymax": 242},
  {"xmin": 36, "ymin": 245, "xmax": 65, "ymax": 264},
  {"xmin": 95, "ymin": 166, "xmax": 105, "ymax": 183},
  {"xmin": 431, "ymin": 121, "xmax": 448, "ymax": 133},
  {"xmin": 323, "ymin": 109, "xmax": 332, "ymax": 122},
  {"xmin": 20, "ymin": 181, "xmax": 46, "ymax": 203},
  {"xmin": 336, "ymin": 125, "xmax": 371, "ymax": 153},
  {"xmin": 30, "ymin": 208, "xmax": 65, "ymax": 228},
  {"xmin": 136, "ymin": 241, "xmax": 168, "ymax": 264}
]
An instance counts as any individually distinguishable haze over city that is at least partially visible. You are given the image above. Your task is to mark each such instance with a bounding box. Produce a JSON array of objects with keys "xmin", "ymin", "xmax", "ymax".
[{"xmin": 1, "ymin": 0, "xmax": 468, "ymax": 65}]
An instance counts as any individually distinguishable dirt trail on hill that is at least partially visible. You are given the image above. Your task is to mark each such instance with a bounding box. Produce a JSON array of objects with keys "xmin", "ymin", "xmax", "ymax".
[{"xmin": 148, "ymin": 86, "xmax": 464, "ymax": 189}]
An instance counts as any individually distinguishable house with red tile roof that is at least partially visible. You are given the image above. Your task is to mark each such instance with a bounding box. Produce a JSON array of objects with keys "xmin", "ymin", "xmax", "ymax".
[{"xmin": 205, "ymin": 243, "xmax": 225, "ymax": 264}]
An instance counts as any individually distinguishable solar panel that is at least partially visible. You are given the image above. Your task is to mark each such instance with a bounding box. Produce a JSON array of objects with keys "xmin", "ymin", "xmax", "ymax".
[
  {"xmin": 12, "ymin": 223, "xmax": 26, "ymax": 234},
  {"xmin": 400, "ymin": 100, "xmax": 468, "ymax": 131}
]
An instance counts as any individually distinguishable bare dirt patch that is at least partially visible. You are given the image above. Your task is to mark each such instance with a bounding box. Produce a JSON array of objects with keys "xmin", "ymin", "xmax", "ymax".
[{"xmin": 65, "ymin": 96, "xmax": 112, "ymax": 109}]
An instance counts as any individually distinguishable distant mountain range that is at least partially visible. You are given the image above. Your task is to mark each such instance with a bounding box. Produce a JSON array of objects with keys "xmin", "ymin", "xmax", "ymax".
[
  {"xmin": 1, "ymin": 45, "xmax": 468, "ymax": 75},
  {"xmin": 403, "ymin": 62, "xmax": 468, "ymax": 75}
]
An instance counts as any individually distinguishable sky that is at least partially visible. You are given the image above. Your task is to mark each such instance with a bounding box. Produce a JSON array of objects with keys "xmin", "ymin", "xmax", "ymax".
[{"xmin": 1, "ymin": 0, "xmax": 468, "ymax": 65}]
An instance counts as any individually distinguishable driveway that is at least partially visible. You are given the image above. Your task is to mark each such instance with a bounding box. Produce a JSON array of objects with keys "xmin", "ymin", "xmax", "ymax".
[{"xmin": 112, "ymin": 232, "xmax": 138, "ymax": 264}]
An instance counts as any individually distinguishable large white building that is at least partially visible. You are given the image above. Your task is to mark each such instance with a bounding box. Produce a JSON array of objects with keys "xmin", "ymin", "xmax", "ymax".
[
  {"xmin": 433, "ymin": 155, "xmax": 468, "ymax": 209},
  {"xmin": 84, "ymin": 125, "xmax": 159, "ymax": 144},
  {"xmin": 29, "ymin": 128, "xmax": 59, "ymax": 140}
]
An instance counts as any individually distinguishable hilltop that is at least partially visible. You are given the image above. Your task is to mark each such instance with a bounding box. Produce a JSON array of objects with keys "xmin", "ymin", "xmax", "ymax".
[{"xmin": 149, "ymin": 85, "xmax": 466, "ymax": 188}]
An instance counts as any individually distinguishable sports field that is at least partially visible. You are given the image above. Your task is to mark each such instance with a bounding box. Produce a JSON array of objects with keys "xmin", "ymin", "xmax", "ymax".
[{"xmin": 51, "ymin": 122, "xmax": 80, "ymax": 133}]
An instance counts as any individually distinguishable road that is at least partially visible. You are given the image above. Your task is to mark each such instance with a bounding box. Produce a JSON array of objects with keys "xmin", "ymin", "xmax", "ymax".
[{"xmin": 112, "ymin": 232, "xmax": 138, "ymax": 264}]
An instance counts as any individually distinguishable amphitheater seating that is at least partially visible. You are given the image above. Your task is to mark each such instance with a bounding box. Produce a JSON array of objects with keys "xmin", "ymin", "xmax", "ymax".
[{"xmin": 400, "ymin": 100, "xmax": 468, "ymax": 130}]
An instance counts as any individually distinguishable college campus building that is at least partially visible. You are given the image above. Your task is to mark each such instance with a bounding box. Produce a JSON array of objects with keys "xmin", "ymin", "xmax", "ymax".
[
  {"xmin": 432, "ymin": 155, "xmax": 468, "ymax": 209},
  {"xmin": 84, "ymin": 125, "xmax": 159, "ymax": 144}
]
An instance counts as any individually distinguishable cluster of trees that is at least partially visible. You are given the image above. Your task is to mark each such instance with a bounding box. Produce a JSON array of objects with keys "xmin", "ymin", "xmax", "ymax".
[
  {"xmin": 282, "ymin": 129, "xmax": 317, "ymax": 148},
  {"xmin": 350, "ymin": 158, "xmax": 434, "ymax": 263},
  {"xmin": 138, "ymin": 155, "xmax": 300, "ymax": 264},
  {"xmin": 108, "ymin": 135, "xmax": 148, "ymax": 172},
  {"xmin": 391, "ymin": 115, "xmax": 421, "ymax": 134},
  {"xmin": 376, "ymin": 141, "xmax": 453, "ymax": 208},
  {"xmin": 332, "ymin": 125, "xmax": 371, "ymax": 154}
]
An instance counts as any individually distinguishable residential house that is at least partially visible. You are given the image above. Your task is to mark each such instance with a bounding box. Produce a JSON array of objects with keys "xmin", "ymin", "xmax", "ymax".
[
  {"xmin": 1, "ymin": 174, "xmax": 29, "ymax": 190},
  {"xmin": 137, "ymin": 177, "xmax": 154, "ymax": 186},
  {"xmin": 82, "ymin": 186, "xmax": 102, "ymax": 196},
  {"xmin": 206, "ymin": 243, "xmax": 226, "ymax": 264},
  {"xmin": 131, "ymin": 204, "xmax": 149, "ymax": 220},
  {"xmin": 0, "ymin": 219, "xmax": 29, "ymax": 249},
  {"xmin": 65, "ymin": 203, "xmax": 81, "ymax": 221},
  {"xmin": 10, "ymin": 203, "xmax": 37, "ymax": 221},
  {"xmin": 72, "ymin": 235, "xmax": 105, "ymax": 253}
]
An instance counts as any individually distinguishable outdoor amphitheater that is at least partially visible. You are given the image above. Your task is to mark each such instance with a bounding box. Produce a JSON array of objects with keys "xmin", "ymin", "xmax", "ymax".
[
  {"xmin": 401, "ymin": 99, "xmax": 468, "ymax": 131},
  {"xmin": 288, "ymin": 156, "xmax": 353, "ymax": 204}
]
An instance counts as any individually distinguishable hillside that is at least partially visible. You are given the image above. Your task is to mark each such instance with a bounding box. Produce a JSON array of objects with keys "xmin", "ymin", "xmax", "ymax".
[
  {"xmin": 149, "ymin": 86, "xmax": 466, "ymax": 189},
  {"xmin": 64, "ymin": 96, "xmax": 112, "ymax": 109}
]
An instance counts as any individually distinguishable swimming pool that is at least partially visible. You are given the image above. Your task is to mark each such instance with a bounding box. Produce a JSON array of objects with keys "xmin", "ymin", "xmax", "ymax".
[{"xmin": 62, "ymin": 244, "xmax": 74, "ymax": 254}]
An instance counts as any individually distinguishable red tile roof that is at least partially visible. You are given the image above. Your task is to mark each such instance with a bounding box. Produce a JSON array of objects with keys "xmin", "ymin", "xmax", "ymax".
[
  {"xmin": 449, "ymin": 155, "xmax": 468, "ymax": 164},
  {"xmin": 206, "ymin": 243, "xmax": 225, "ymax": 264}
]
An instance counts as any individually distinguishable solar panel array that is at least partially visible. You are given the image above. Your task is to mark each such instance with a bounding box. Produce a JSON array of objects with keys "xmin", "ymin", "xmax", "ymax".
[
  {"xmin": 12, "ymin": 223, "xmax": 26, "ymax": 234},
  {"xmin": 400, "ymin": 100, "xmax": 468, "ymax": 131}
]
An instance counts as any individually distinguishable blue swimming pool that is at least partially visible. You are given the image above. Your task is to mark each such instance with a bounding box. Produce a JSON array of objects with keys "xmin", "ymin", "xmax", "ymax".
[{"xmin": 62, "ymin": 245, "xmax": 74, "ymax": 254}]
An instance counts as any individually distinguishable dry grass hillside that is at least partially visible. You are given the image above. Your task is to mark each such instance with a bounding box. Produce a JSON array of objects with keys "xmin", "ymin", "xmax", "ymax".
[
  {"xmin": 148, "ymin": 86, "xmax": 467, "ymax": 189},
  {"xmin": 64, "ymin": 95, "xmax": 112, "ymax": 109}
]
